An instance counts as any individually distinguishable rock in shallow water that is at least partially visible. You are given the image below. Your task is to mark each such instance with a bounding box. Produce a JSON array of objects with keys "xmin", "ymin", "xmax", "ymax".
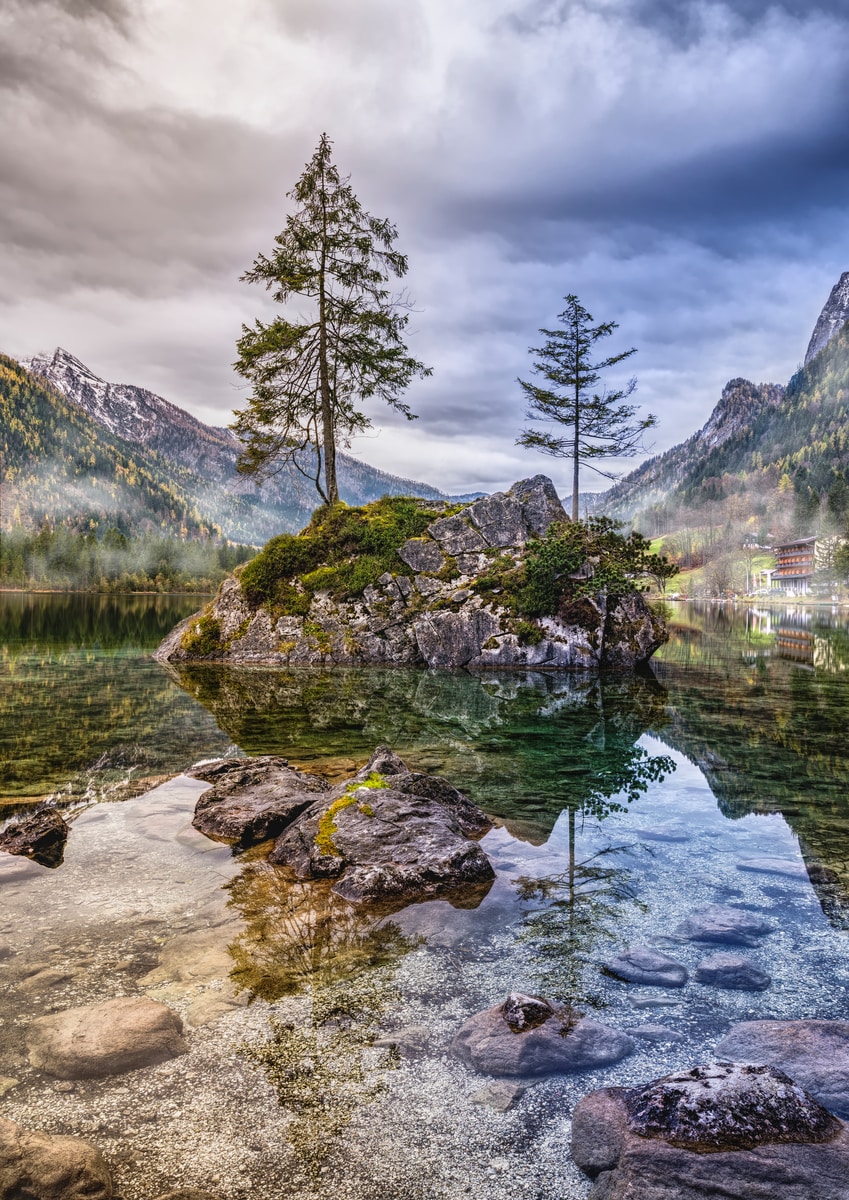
[
  {"xmin": 0, "ymin": 807, "xmax": 68, "ymax": 868},
  {"xmin": 452, "ymin": 994, "xmax": 634, "ymax": 1077},
  {"xmin": 27, "ymin": 996, "xmax": 188, "ymax": 1079},
  {"xmin": 189, "ymin": 755, "xmax": 328, "ymax": 845},
  {"xmin": 267, "ymin": 748, "xmax": 495, "ymax": 906},
  {"xmin": 715, "ymin": 1020, "xmax": 849, "ymax": 1118},
  {"xmin": 571, "ymin": 1062, "xmax": 849, "ymax": 1200},
  {"xmin": 0, "ymin": 1115, "xmax": 113, "ymax": 1200},
  {"xmin": 470, "ymin": 1080, "xmax": 527, "ymax": 1111},
  {"xmin": 603, "ymin": 947, "xmax": 688, "ymax": 988},
  {"xmin": 694, "ymin": 953, "xmax": 771, "ymax": 991},
  {"xmin": 673, "ymin": 904, "xmax": 774, "ymax": 947}
]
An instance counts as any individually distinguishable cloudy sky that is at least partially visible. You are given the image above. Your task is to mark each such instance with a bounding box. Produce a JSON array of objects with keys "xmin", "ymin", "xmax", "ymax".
[{"xmin": 3, "ymin": 0, "xmax": 849, "ymax": 496}]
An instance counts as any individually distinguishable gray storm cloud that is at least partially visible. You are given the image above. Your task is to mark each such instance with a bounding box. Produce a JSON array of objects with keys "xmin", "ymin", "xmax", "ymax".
[{"xmin": 2, "ymin": 0, "xmax": 849, "ymax": 493}]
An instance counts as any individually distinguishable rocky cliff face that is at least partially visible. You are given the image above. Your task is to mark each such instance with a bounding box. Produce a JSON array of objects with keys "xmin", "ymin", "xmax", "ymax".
[
  {"xmin": 596, "ymin": 378, "xmax": 785, "ymax": 520},
  {"xmin": 156, "ymin": 476, "xmax": 667, "ymax": 671},
  {"xmin": 805, "ymin": 271, "xmax": 849, "ymax": 365}
]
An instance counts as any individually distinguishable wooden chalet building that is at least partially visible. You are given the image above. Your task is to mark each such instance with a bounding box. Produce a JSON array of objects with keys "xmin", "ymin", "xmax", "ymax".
[{"xmin": 771, "ymin": 537, "xmax": 817, "ymax": 595}]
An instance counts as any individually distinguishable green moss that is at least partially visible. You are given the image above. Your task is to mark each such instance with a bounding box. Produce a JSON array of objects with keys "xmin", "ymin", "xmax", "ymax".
[
  {"xmin": 515, "ymin": 619, "xmax": 544, "ymax": 646},
  {"xmin": 315, "ymin": 772, "xmax": 387, "ymax": 856},
  {"xmin": 303, "ymin": 620, "xmax": 332, "ymax": 653},
  {"xmin": 269, "ymin": 582, "xmax": 312, "ymax": 618},
  {"xmin": 238, "ymin": 495, "xmax": 448, "ymax": 609},
  {"xmin": 472, "ymin": 553, "xmax": 522, "ymax": 598},
  {"xmin": 434, "ymin": 555, "xmax": 459, "ymax": 582},
  {"xmin": 180, "ymin": 610, "xmax": 222, "ymax": 655}
]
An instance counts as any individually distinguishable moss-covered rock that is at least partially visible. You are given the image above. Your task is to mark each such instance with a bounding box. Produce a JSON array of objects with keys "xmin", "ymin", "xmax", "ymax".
[{"xmin": 156, "ymin": 476, "xmax": 668, "ymax": 671}]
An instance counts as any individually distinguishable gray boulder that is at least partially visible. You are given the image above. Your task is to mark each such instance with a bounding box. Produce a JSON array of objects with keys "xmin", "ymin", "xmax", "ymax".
[
  {"xmin": 268, "ymin": 748, "xmax": 495, "ymax": 906},
  {"xmin": 189, "ymin": 755, "xmax": 328, "ymax": 846},
  {"xmin": 715, "ymin": 1020, "xmax": 849, "ymax": 1117},
  {"xmin": 427, "ymin": 512, "xmax": 487, "ymax": 555},
  {"xmin": 396, "ymin": 537, "xmax": 445, "ymax": 573},
  {"xmin": 603, "ymin": 947, "xmax": 688, "ymax": 988},
  {"xmin": 673, "ymin": 904, "xmax": 774, "ymax": 947},
  {"xmin": 572, "ymin": 1062, "xmax": 849, "ymax": 1200},
  {"xmin": 413, "ymin": 608, "xmax": 501, "ymax": 668},
  {"xmin": 0, "ymin": 1116, "xmax": 113, "ymax": 1200},
  {"xmin": 694, "ymin": 953, "xmax": 771, "ymax": 991},
  {"xmin": 27, "ymin": 996, "xmax": 187, "ymax": 1079},
  {"xmin": 451, "ymin": 994, "xmax": 634, "ymax": 1077},
  {"xmin": 0, "ymin": 807, "xmax": 68, "ymax": 868}
]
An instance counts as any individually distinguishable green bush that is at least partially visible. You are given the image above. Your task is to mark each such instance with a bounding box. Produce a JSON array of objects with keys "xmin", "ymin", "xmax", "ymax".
[
  {"xmin": 515, "ymin": 517, "xmax": 674, "ymax": 619},
  {"xmin": 515, "ymin": 619, "xmax": 544, "ymax": 646}
]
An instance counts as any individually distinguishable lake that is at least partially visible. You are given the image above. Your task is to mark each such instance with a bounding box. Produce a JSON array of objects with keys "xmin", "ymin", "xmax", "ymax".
[{"xmin": 1, "ymin": 593, "xmax": 848, "ymax": 1198}]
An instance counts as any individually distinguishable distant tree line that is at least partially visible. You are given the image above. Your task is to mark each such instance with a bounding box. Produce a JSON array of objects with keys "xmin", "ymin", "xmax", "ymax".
[{"xmin": 0, "ymin": 525, "xmax": 254, "ymax": 592}]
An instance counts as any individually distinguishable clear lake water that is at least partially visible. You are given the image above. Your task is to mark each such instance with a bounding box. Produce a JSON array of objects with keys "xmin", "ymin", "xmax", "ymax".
[{"xmin": 1, "ymin": 593, "xmax": 848, "ymax": 1198}]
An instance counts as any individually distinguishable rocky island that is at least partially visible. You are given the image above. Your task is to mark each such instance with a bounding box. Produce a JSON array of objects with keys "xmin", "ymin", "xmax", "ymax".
[{"xmin": 155, "ymin": 475, "xmax": 667, "ymax": 670}]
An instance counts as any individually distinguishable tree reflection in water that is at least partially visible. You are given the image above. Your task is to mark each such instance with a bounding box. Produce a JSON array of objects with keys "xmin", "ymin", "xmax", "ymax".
[{"xmin": 227, "ymin": 863, "xmax": 421, "ymax": 1178}]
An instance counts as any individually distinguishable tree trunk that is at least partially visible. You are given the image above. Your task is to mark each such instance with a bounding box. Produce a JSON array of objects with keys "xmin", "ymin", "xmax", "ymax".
[
  {"xmin": 317, "ymin": 171, "xmax": 338, "ymax": 506},
  {"xmin": 572, "ymin": 382, "xmax": 580, "ymax": 522},
  {"xmin": 318, "ymin": 310, "xmax": 337, "ymax": 505}
]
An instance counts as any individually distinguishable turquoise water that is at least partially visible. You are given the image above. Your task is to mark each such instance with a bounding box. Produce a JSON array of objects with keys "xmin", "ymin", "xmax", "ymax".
[{"xmin": 1, "ymin": 593, "xmax": 849, "ymax": 1198}]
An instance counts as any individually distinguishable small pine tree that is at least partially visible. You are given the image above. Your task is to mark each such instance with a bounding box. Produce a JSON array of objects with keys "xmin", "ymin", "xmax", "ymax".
[
  {"xmin": 232, "ymin": 134, "xmax": 431, "ymax": 506},
  {"xmin": 517, "ymin": 294, "xmax": 656, "ymax": 521}
]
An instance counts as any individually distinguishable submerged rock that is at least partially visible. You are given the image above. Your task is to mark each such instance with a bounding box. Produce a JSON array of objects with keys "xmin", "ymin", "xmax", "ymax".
[
  {"xmin": 572, "ymin": 1062, "xmax": 849, "ymax": 1200},
  {"xmin": 188, "ymin": 756, "xmax": 328, "ymax": 845},
  {"xmin": 156, "ymin": 475, "xmax": 667, "ymax": 671},
  {"xmin": 0, "ymin": 1115, "xmax": 113, "ymax": 1200},
  {"xmin": 715, "ymin": 1020, "xmax": 849, "ymax": 1117},
  {"xmin": 673, "ymin": 904, "xmax": 774, "ymax": 947},
  {"xmin": 0, "ymin": 807, "xmax": 68, "ymax": 868},
  {"xmin": 27, "ymin": 996, "xmax": 188, "ymax": 1079},
  {"xmin": 603, "ymin": 947, "xmax": 689, "ymax": 988},
  {"xmin": 451, "ymin": 994, "xmax": 634, "ymax": 1077},
  {"xmin": 268, "ymin": 748, "xmax": 494, "ymax": 906},
  {"xmin": 470, "ymin": 1080, "xmax": 527, "ymax": 1111},
  {"xmin": 694, "ymin": 953, "xmax": 771, "ymax": 991}
]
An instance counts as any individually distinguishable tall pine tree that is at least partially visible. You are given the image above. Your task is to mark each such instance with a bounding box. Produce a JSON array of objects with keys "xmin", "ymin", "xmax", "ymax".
[
  {"xmin": 232, "ymin": 134, "xmax": 431, "ymax": 506},
  {"xmin": 517, "ymin": 295, "xmax": 655, "ymax": 521}
]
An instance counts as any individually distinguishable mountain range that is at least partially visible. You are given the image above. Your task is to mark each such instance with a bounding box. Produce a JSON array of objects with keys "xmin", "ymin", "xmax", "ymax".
[
  {"xmin": 5, "ymin": 349, "xmax": 461, "ymax": 544},
  {"xmin": 595, "ymin": 271, "xmax": 849, "ymax": 534}
]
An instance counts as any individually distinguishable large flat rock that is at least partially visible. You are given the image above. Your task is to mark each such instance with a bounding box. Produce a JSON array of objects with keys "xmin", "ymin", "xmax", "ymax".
[
  {"xmin": 715, "ymin": 1020, "xmax": 849, "ymax": 1117},
  {"xmin": 27, "ymin": 996, "xmax": 188, "ymax": 1079},
  {"xmin": 603, "ymin": 947, "xmax": 688, "ymax": 988},
  {"xmin": 673, "ymin": 904, "xmax": 774, "ymax": 948},
  {"xmin": 572, "ymin": 1062, "xmax": 849, "ymax": 1200},
  {"xmin": 189, "ymin": 755, "xmax": 328, "ymax": 845}
]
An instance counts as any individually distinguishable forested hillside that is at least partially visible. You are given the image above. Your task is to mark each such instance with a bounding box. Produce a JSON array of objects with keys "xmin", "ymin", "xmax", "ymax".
[
  {"xmin": 0, "ymin": 356, "xmax": 216, "ymax": 538},
  {"xmin": 0, "ymin": 356, "xmax": 254, "ymax": 590},
  {"xmin": 608, "ymin": 319, "xmax": 849, "ymax": 544}
]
